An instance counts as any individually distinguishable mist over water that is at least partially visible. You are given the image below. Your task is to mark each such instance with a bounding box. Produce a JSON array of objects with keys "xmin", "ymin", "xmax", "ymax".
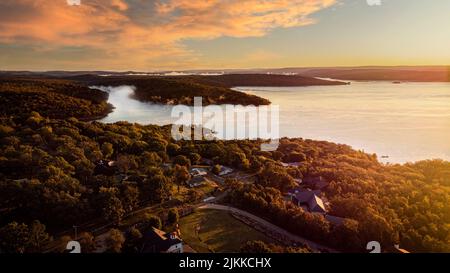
[{"xmin": 96, "ymin": 81, "xmax": 450, "ymax": 163}]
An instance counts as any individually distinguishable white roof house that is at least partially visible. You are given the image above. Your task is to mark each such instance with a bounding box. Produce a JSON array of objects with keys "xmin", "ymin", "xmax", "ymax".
[
  {"xmin": 190, "ymin": 168, "xmax": 208, "ymax": 177},
  {"xmin": 218, "ymin": 166, "xmax": 233, "ymax": 176}
]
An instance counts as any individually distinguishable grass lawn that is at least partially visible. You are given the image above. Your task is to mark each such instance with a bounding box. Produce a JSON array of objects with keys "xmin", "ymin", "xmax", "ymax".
[{"xmin": 179, "ymin": 209, "xmax": 274, "ymax": 253}]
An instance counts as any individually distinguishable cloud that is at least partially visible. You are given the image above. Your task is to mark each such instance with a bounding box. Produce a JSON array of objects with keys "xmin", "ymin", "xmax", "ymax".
[{"xmin": 0, "ymin": 0, "xmax": 337, "ymax": 69}]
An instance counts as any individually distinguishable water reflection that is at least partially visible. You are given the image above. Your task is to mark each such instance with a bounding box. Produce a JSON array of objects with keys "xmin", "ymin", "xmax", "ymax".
[{"xmin": 93, "ymin": 81, "xmax": 450, "ymax": 163}]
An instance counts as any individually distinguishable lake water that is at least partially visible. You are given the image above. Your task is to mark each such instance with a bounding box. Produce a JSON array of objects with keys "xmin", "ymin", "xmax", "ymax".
[{"xmin": 96, "ymin": 81, "xmax": 450, "ymax": 163}]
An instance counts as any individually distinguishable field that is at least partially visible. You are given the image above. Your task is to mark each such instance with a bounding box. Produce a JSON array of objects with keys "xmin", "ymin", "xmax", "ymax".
[{"xmin": 179, "ymin": 209, "xmax": 274, "ymax": 253}]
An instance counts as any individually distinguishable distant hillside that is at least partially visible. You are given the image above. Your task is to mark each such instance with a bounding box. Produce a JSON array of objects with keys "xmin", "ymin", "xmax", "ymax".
[
  {"xmin": 206, "ymin": 66, "xmax": 450, "ymax": 82},
  {"xmin": 297, "ymin": 67, "xmax": 450, "ymax": 82},
  {"xmin": 78, "ymin": 75, "xmax": 271, "ymax": 106},
  {"xmin": 2, "ymin": 67, "xmax": 449, "ymax": 82},
  {"xmin": 181, "ymin": 74, "xmax": 347, "ymax": 87},
  {"xmin": 68, "ymin": 73, "xmax": 347, "ymax": 106}
]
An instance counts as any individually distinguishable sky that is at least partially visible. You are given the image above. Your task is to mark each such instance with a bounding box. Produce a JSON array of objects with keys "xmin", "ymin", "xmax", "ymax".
[{"xmin": 0, "ymin": 0, "xmax": 449, "ymax": 71}]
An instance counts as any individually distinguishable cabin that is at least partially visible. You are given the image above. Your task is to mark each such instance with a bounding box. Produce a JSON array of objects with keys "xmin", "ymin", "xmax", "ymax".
[
  {"xmin": 188, "ymin": 176, "xmax": 207, "ymax": 188},
  {"xmin": 94, "ymin": 160, "xmax": 117, "ymax": 176},
  {"xmin": 290, "ymin": 189, "xmax": 327, "ymax": 214},
  {"xmin": 190, "ymin": 167, "xmax": 208, "ymax": 177},
  {"xmin": 141, "ymin": 227, "xmax": 183, "ymax": 253},
  {"xmin": 218, "ymin": 165, "xmax": 233, "ymax": 176}
]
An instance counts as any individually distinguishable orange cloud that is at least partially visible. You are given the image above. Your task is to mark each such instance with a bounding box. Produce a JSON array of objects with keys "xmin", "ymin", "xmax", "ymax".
[{"xmin": 0, "ymin": 0, "xmax": 337, "ymax": 69}]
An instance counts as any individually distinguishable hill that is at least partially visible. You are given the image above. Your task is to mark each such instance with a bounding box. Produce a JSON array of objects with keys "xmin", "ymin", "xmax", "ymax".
[{"xmin": 0, "ymin": 78, "xmax": 111, "ymax": 120}]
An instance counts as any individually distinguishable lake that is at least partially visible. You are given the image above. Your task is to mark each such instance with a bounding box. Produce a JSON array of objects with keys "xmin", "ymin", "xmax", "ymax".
[{"xmin": 96, "ymin": 81, "xmax": 450, "ymax": 163}]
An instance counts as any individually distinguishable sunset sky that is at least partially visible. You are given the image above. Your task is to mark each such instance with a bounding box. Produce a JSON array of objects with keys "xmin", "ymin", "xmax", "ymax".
[{"xmin": 0, "ymin": 0, "xmax": 449, "ymax": 71}]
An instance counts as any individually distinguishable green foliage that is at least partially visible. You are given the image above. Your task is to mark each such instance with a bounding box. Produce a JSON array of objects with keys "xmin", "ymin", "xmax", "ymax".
[
  {"xmin": 0, "ymin": 220, "xmax": 51, "ymax": 253},
  {"xmin": 240, "ymin": 240, "xmax": 310, "ymax": 253},
  {"xmin": 90, "ymin": 76, "xmax": 270, "ymax": 106},
  {"xmin": 167, "ymin": 208, "xmax": 179, "ymax": 224},
  {"xmin": 0, "ymin": 222, "xmax": 30, "ymax": 253},
  {"xmin": 78, "ymin": 232, "xmax": 96, "ymax": 253},
  {"xmin": 98, "ymin": 187, "xmax": 125, "ymax": 223},
  {"xmin": 143, "ymin": 214, "xmax": 162, "ymax": 230},
  {"xmin": 0, "ymin": 112, "xmax": 449, "ymax": 253},
  {"xmin": 0, "ymin": 79, "xmax": 110, "ymax": 120},
  {"xmin": 173, "ymin": 155, "xmax": 191, "ymax": 167},
  {"xmin": 257, "ymin": 162, "xmax": 297, "ymax": 192},
  {"xmin": 106, "ymin": 228, "xmax": 125, "ymax": 253},
  {"xmin": 240, "ymin": 240, "xmax": 273, "ymax": 253}
]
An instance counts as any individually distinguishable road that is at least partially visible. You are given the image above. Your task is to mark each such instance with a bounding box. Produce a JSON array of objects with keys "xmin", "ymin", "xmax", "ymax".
[{"xmin": 198, "ymin": 203, "xmax": 338, "ymax": 253}]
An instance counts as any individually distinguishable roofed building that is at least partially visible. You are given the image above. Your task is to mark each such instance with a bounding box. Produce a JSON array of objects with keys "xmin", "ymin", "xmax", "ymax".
[
  {"xmin": 188, "ymin": 175, "xmax": 207, "ymax": 188},
  {"xmin": 190, "ymin": 168, "xmax": 208, "ymax": 177},
  {"xmin": 141, "ymin": 227, "xmax": 183, "ymax": 253},
  {"xmin": 290, "ymin": 189, "xmax": 327, "ymax": 214}
]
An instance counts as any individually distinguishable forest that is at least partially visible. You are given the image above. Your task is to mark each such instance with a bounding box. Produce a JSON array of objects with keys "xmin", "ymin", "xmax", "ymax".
[
  {"xmin": 0, "ymin": 78, "xmax": 111, "ymax": 120},
  {"xmin": 0, "ymin": 77, "xmax": 449, "ymax": 253}
]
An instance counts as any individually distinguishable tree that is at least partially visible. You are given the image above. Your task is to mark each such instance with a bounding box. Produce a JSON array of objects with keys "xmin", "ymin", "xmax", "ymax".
[
  {"xmin": 78, "ymin": 232, "xmax": 96, "ymax": 253},
  {"xmin": 143, "ymin": 214, "xmax": 162, "ymax": 230},
  {"xmin": 28, "ymin": 220, "xmax": 51, "ymax": 252},
  {"xmin": 101, "ymin": 142, "xmax": 114, "ymax": 159},
  {"xmin": 189, "ymin": 152, "xmax": 201, "ymax": 165},
  {"xmin": 120, "ymin": 184, "xmax": 140, "ymax": 212},
  {"xmin": 106, "ymin": 228, "xmax": 125, "ymax": 253},
  {"xmin": 140, "ymin": 151, "xmax": 162, "ymax": 169},
  {"xmin": 187, "ymin": 189, "xmax": 202, "ymax": 202},
  {"xmin": 98, "ymin": 187, "xmax": 125, "ymax": 223},
  {"xmin": 173, "ymin": 164, "xmax": 190, "ymax": 193},
  {"xmin": 147, "ymin": 138, "xmax": 167, "ymax": 153},
  {"xmin": 257, "ymin": 162, "xmax": 296, "ymax": 192},
  {"xmin": 166, "ymin": 143, "xmax": 180, "ymax": 157},
  {"xmin": 142, "ymin": 168, "xmax": 172, "ymax": 202},
  {"xmin": 116, "ymin": 154, "xmax": 138, "ymax": 174},
  {"xmin": 240, "ymin": 241, "xmax": 273, "ymax": 253},
  {"xmin": 128, "ymin": 226, "xmax": 143, "ymax": 240},
  {"xmin": 287, "ymin": 152, "xmax": 306, "ymax": 162},
  {"xmin": 167, "ymin": 208, "xmax": 179, "ymax": 224},
  {"xmin": 0, "ymin": 222, "xmax": 30, "ymax": 253},
  {"xmin": 173, "ymin": 155, "xmax": 191, "ymax": 167}
]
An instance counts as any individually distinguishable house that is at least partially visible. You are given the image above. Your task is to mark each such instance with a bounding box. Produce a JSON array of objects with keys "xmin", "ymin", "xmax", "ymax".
[
  {"xmin": 290, "ymin": 189, "xmax": 327, "ymax": 214},
  {"xmin": 303, "ymin": 176, "xmax": 329, "ymax": 190},
  {"xmin": 190, "ymin": 168, "xmax": 208, "ymax": 177},
  {"xmin": 188, "ymin": 176, "xmax": 207, "ymax": 188},
  {"xmin": 218, "ymin": 166, "xmax": 233, "ymax": 176},
  {"xmin": 94, "ymin": 160, "xmax": 117, "ymax": 176},
  {"xmin": 141, "ymin": 227, "xmax": 183, "ymax": 253}
]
